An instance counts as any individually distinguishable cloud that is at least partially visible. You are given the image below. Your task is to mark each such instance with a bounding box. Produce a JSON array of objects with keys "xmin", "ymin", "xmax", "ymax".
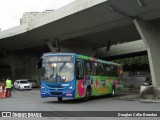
[{"xmin": 0, "ymin": 0, "xmax": 75, "ymax": 30}]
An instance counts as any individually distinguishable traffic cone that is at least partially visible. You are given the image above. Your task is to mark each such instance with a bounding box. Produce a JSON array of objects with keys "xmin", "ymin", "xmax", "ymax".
[
  {"xmin": 0, "ymin": 86, "xmax": 3, "ymax": 99},
  {"xmin": 3, "ymin": 87, "xmax": 6, "ymax": 98}
]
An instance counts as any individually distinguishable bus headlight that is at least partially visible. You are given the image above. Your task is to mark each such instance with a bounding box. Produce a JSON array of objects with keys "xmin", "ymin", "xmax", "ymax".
[
  {"xmin": 69, "ymin": 86, "xmax": 73, "ymax": 89},
  {"xmin": 41, "ymin": 85, "xmax": 46, "ymax": 91},
  {"xmin": 66, "ymin": 84, "xmax": 75, "ymax": 91}
]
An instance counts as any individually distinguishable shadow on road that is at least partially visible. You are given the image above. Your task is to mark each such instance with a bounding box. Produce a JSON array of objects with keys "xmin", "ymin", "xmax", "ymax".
[{"xmin": 44, "ymin": 93, "xmax": 126, "ymax": 104}]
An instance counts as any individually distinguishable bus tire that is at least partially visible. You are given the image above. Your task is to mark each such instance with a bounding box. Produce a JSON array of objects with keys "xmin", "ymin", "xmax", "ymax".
[
  {"xmin": 84, "ymin": 87, "xmax": 91, "ymax": 102},
  {"xmin": 58, "ymin": 97, "xmax": 62, "ymax": 102},
  {"xmin": 112, "ymin": 86, "xmax": 115, "ymax": 96}
]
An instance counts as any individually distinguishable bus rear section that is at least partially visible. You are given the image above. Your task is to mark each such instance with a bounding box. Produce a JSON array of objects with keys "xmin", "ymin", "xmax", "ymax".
[{"xmin": 74, "ymin": 55, "xmax": 123, "ymax": 100}]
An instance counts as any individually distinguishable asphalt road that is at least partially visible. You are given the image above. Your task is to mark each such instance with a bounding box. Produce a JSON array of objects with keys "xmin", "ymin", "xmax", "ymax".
[{"xmin": 0, "ymin": 88, "xmax": 160, "ymax": 120}]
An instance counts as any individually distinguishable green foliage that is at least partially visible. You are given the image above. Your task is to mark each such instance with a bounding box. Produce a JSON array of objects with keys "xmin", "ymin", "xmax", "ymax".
[{"xmin": 111, "ymin": 55, "xmax": 149, "ymax": 65}]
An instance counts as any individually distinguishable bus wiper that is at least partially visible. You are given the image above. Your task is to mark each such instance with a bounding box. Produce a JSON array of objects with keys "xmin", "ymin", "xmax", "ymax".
[
  {"xmin": 57, "ymin": 62, "xmax": 66, "ymax": 82},
  {"xmin": 59, "ymin": 62, "xmax": 66, "ymax": 72}
]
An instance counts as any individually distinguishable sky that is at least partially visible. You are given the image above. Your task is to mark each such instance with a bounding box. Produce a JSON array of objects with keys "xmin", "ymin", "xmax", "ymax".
[{"xmin": 0, "ymin": 0, "xmax": 75, "ymax": 31}]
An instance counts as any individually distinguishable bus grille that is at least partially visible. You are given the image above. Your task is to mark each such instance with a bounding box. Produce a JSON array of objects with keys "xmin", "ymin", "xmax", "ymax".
[
  {"xmin": 50, "ymin": 92, "xmax": 62, "ymax": 95},
  {"xmin": 47, "ymin": 84, "xmax": 63, "ymax": 88}
]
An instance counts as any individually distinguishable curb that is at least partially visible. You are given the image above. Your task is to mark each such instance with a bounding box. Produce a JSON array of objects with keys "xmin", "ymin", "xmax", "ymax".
[{"xmin": 139, "ymin": 99, "xmax": 160, "ymax": 103}]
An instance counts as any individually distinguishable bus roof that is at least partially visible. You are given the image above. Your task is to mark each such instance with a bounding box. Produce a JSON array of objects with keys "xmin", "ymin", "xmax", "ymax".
[
  {"xmin": 77, "ymin": 54, "xmax": 121, "ymax": 67},
  {"xmin": 42, "ymin": 53, "xmax": 122, "ymax": 67},
  {"xmin": 42, "ymin": 52, "xmax": 75, "ymax": 57}
]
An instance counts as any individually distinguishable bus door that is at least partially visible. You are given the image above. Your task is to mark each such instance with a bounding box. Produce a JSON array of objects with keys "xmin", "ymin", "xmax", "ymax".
[
  {"xmin": 76, "ymin": 59, "xmax": 85, "ymax": 81},
  {"xmin": 85, "ymin": 61, "xmax": 93, "ymax": 85},
  {"xmin": 76, "ymin": 59, "xmax": 86, "ymax": 98}
]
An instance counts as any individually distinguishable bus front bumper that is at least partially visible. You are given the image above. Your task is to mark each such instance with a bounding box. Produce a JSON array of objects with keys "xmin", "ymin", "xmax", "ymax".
[{"xmin": 40, "ymin": 90, "xmax": 75, "ymax": 98}]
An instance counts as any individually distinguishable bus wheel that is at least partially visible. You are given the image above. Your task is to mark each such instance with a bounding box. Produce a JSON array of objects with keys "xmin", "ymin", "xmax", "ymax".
[
  {"xmin": 112, "ymin": 87, "xmax": 115, "ymax": 96},
  {"xmin": 84, "ymin": 88, "xmax": 91, "ymax": 101},
  {"xmin": 58, "ymin": 97, "xmax": 62, "ymax": 102}
]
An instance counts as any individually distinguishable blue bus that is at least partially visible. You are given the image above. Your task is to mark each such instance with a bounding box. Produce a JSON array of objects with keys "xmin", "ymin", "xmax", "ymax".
[{"xmin": 40, "ymin": 53, "xmax": 123, "ymax": 101}]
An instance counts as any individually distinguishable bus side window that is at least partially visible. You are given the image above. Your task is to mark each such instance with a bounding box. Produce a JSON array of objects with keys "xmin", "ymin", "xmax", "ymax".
[
  {"xmin": 85, "ymin": 61, "xmax": 91, "ymax": 76},
  {"xmin": 76, "ymin": 61, "xmax": 84, "ymax": 80},
  {"xmin": 91, "ymin": 62, "xmax": 97, "ymax": 76},
  {"xmin": 105, "ymin": 65, "xmax": 111, "ymax": 77},
  {"xmin": 112, "ymin": 66, "xmax": 118, "ymax": 77},
  {"xmin": 110, "ymin": 66, "xmax": 114, "ymax": 77},
  {"xmin": 110, "ymin": 65, "xmax": 117, "ymax": 77},
  {"xmin": 98, "ymin": 63, "xmax": 104, "ymax": 76},
  {"xmin": 115, "ymin": 66, "xmax": 118, "ymax": 77}
]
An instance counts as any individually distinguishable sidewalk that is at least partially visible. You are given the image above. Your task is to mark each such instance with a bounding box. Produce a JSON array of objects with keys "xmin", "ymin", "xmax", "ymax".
[{"xmin": 120, "ymin": 88, "xmax": 160, "ymax": 103}]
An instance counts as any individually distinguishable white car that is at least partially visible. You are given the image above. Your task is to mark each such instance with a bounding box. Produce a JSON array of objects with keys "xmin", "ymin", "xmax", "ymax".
[{"xmin": 14, "ymin": 79, "xmax": 32, "ymax": 90}]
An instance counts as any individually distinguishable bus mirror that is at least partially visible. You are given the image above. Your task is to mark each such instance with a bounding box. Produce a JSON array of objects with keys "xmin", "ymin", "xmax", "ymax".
[
  {"xmin": 36, "ymin": 59, "xmax": 42, "ymax": 69},
  {"xmin": 55, "ymin": 38, "xmax": 60, "ymax": 52},
  {"xmin": 77, "ymin": 75, "xmax": 83, "ymax": 79}
]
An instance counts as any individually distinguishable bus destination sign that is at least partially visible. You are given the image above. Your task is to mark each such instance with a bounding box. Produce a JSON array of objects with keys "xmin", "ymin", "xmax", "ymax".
[{"xmin": 47, "ymin": 56, "xmax": 74, "ymax": 62}]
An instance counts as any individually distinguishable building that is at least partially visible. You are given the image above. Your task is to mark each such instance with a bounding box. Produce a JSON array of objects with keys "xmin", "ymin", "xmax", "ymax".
[{"xmin": 20, "ymin": 10, "xmax": 54, "ymax": 24}]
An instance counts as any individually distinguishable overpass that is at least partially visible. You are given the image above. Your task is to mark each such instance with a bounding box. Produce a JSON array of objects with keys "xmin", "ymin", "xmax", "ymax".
[
  {"xmin": 0, "ymin": 0, "xmax": 160, "ymax": 86},
  {"xmin": 96, "ymin": 39, "xmax": 146, "ymax": 58}
]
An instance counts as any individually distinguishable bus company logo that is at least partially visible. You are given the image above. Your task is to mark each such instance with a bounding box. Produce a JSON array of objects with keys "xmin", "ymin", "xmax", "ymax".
[{"xmin": 2, "ymin": 112, "xmax": 12, "ymax": 117}]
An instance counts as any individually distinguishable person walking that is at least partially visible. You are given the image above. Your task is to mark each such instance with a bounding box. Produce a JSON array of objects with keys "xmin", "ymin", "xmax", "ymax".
[{"xmin": 5, "ymin": 77, "xmax": 12, "ymax": 98}]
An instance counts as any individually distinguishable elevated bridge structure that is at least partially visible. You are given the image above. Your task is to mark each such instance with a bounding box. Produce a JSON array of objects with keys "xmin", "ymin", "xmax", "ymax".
[{"xmin": 0, "ymin": 0, "xmax": 160, "ymax": 86}]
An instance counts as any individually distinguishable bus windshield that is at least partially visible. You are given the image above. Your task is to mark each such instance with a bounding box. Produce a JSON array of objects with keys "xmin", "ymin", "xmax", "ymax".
[{"xmin": 42, "ymin": 57, "xmax": 74, "ymax": 83}]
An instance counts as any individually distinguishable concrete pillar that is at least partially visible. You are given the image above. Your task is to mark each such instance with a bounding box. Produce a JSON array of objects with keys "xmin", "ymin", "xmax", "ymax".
[
  {"xmin": 133, "ymin": 17, "xmax": 160, "ymax": 86},
  {"xmin": 46, "ymin": 41, "xmax": 56, "ymax": 52},
  {"xmin": 46, "ymin": 40, "xmax": 74, "ymax": 53},
  {"xmin": 7, "ymin": 53, "xmax": 16, "ymax": 79}
]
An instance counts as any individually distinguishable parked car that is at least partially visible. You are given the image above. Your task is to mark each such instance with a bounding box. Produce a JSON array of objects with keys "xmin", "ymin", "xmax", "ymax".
[
  {"xmin": 14, "ymin": 79, "xmax": 32, "ymax": 90},
  {"xmin": 27, "ymin": 79, "xmax": 39, "ymax": 88}
]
